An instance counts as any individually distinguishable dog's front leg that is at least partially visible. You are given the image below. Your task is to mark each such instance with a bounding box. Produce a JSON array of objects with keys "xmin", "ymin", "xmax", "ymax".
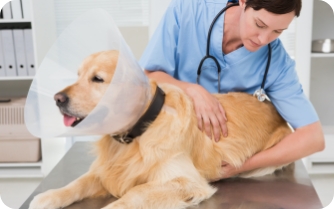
[
  {"xmin": 29, "ymin": 173, "xmax": 108, "ymax": 209},
  {"xmin": 102, "ymin": 177, "xmax": 216, "ymax": 209}
]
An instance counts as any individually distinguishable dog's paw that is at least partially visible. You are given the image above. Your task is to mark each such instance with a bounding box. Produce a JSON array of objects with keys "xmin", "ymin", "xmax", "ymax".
[{"xmin": 29, "ymin": 190, "xmax": 63, "ymax": 209}]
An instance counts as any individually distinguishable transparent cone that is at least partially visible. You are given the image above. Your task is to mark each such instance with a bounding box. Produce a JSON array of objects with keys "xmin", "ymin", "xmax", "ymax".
[{"xmin": 24, "ymin": 9, "xmax": 151, "ymax": 138}]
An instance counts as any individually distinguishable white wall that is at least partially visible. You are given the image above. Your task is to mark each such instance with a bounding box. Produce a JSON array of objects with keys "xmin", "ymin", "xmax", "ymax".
[
  {"xmin": 295, "ymin": 0, "xmax": 314, "ymax": 98},
  {"xmin": 312, "ymin": 0, "xmax": 334, "ymax": 40},
  {"xmin": 149, "ymin": 0, "xmax": 171, "ymax": 38},
  {"xmin": 310, "ymin": 0, "xmax": 334, "ymax": 127},
  {"xmin": 31, "ymin": 0, "xmax": 57, "ymax": 66},
  {"xmin": 119, "ymin": 26, "xmax": 149, "ymax": 60}
]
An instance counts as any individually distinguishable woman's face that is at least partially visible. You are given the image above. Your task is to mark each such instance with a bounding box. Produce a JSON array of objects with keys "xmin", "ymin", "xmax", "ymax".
[{"xmin": 239, "ymin": 2, "xmax": 295, "ymax": 52}]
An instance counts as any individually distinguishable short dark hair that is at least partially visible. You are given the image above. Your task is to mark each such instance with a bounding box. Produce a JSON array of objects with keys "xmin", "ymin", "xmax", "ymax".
[{"xmin": 245, "ymin": 0, "xmax": 302, "ymax": 17}]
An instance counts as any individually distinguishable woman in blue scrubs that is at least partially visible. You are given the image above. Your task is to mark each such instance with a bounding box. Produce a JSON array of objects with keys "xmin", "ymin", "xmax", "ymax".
[{"xmin": 139, "ymin": 0, "xmax": 325, "ymax": 178}]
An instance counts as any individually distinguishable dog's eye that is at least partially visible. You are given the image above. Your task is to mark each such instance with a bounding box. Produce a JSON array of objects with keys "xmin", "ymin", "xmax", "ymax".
[{"xmin": 92, "ymin": 76, "xmax": 104, "ymax": 83}]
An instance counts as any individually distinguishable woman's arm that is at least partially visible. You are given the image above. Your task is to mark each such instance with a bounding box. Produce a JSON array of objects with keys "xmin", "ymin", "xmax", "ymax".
[
  {"xmin": 145, "ymin": 70, "xmax": 228, "ymax": 141},
  {"xmin": 220, "ymin": 121, "xmax": 325, "ymax": 178},
  {"xmin": 145, "ymin": 70, "xmax": 191, "ymax": 92}
]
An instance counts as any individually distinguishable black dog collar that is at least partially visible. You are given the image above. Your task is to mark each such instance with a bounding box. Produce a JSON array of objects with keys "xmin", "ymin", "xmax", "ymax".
[{"xmin": 113, "ymin": 86, "xmax": 165, "ymax": 144}]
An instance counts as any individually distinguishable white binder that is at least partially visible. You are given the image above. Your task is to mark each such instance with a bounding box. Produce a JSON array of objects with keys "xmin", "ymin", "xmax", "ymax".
[
  {"xmin": 0, "ymin": 32, "xmax": 5, "ymax": 77},
  {"xmin": 1, "ymin": 30, "xmax": 17, "ymax": 77},
  {"xmin": 23, "ymin": 29, "xmax": 35, "ymax": 76},
  {"xmin": 21, "ymin": 0, "xmax": 31, "ymax": 20},
  {"xmin": 11, "ymin": 0, "xmax": 23, "ymax": 19},
  {"xmin": 13, "ymin": 29, "xmax": 28, "ymax": 76},
  {"xmin": 2, "ymin": 2, "xmax": 12, "ymax": 19}
]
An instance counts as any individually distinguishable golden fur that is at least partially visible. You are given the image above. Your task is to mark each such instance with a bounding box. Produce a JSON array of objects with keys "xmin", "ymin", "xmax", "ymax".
[{"xmin": 29, "ymin": 50, "xmax": 292, "ymax": 209}]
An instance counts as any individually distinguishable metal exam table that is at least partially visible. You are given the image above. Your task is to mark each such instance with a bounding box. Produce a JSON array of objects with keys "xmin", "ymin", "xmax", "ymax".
[{"xmin": 20, "ymin": 142, "xmax": 323, "ymax": 209}]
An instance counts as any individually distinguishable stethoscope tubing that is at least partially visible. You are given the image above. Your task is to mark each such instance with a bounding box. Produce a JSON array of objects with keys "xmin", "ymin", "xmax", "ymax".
[
  {"xmin": 197, "ymin": 2, "xmax": 272, "ymax": 99},
  {"xmin": 262, "ymin": 44, "xmax": 271, "ymax": 89},
  {"xmin": 197, "ymin": 3, "xmax": 239, "ymax": 93},
  {"xmin": 205, "ymin": 2, "xmax": 239, "ymax": 56}
]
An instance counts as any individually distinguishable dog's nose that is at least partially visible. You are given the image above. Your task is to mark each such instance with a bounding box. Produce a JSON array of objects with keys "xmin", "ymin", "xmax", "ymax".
[{"xmin": 54, "ymin": 92, "xmax": 69, "ymax": 107}]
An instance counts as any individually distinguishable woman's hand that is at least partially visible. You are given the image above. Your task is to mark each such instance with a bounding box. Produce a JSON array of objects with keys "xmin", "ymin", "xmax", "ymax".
[
  {"xmin": 185, "ymin": 84, "xmax": 228, "ymax": 142},
  {"xmin": 209, "ymin": 161, "xmax": 244, "ymax": 182},
  {"xmin": 219, "ymin": 161, "xmax": 243, "ymax": 179}
]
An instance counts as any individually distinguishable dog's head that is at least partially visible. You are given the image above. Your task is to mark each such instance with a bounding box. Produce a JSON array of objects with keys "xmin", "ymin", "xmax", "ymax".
[{"xmin": 54, "ymin": 50, "xmax": 119, "ymax": 127}]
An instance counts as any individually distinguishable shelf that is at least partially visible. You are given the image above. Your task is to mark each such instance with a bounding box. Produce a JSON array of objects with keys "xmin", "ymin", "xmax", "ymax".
[
  {"xmin": 311, "ymin": 53, "xmax": 334, "ymax": 58},
  {"xmin": 0, "ymin": 161, "xmax": 43, "ymax": 178},
  {"xmin": 0, "ymin": 76, "xmax": 34, "ymax": 81},
  {"xmin": 0, "ymin": 161, "xmax": 42, "ymax": 168},
  {"xmin": 306, "ymin": 158, "xmax": 334, "ymax": 174},
  {"xmin": 0, "ymin": 21, "xmax": 32, "ymax": 29},
  {"xmin": 0, "ymin": 20, "xmax": 31, "ymax": 23},
  {"xmin": 0, "ymin": 167, "xmax": 43, "ymax": 178}
]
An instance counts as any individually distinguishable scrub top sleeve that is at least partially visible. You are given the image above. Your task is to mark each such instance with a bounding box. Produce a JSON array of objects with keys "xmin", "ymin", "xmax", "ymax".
[
  {"xmin": 267, "ymin": 59, "xmax": 319, "ymax": 129},
  {"xmin": 139, "ymin": 0, "xmax": 180, "ymax": 77}
]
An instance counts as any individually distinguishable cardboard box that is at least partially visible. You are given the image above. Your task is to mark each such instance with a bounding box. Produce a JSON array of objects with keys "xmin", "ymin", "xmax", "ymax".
[
  {"xmin": 0, "ymin": 137, "xmax": 41, "ymax": 162},
  {"xmin": 0, "ymin": 98, "xmax": 41, "ymax": 162}
]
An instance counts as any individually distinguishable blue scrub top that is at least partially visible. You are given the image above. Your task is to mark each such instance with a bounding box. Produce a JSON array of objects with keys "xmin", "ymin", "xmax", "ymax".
[{"xmin": 139, "ymin": 0, "xmax": 318, "ymax": 129}]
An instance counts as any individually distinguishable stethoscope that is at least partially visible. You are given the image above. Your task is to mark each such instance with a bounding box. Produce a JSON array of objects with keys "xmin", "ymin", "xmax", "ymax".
[{"xmin": 196, "ymin": 2, "xmax": 271, "ymax": 102}]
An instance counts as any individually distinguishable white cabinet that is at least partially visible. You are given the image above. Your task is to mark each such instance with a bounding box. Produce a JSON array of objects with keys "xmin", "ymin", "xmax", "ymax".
[
  {"xmin": 0, "ymin": 0, "xmax": 57, "ymax": 178},
  {"xmin": 297, "ymin": 0, "xmax": 334, "ymax": 174}
]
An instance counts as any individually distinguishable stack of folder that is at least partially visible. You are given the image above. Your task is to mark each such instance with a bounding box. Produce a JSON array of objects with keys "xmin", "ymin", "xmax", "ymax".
[
  {"xmin": 1, "ymin": 0, "xmax": 31, "ymax": 20},
  {"xmin": 0, "ymin": 29, "xmax": 35, "ymax": 77},
  {"xmin": 0, "ymin": 0, "xmax": 35, "ymax": 77}
]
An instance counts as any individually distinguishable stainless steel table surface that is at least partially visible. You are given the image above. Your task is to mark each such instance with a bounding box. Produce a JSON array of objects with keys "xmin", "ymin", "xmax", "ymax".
[{"xmin": 20, "ymin": 142, "xmax": 323, "ymax": 209}]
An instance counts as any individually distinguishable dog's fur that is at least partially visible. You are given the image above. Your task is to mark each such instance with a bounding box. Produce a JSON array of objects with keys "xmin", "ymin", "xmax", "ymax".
[{"xmin": 29, "ymin": 50, "xmax": 292, "ymax": 209}]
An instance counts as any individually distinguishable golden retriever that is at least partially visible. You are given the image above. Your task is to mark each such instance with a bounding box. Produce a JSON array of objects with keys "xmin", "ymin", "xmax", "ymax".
[{"xmin": 29, "ymin": 50, "xmax": 292, "ymax": 209}]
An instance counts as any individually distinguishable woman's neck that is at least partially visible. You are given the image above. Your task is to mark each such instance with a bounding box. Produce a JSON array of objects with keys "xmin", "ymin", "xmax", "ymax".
[{"xmin": 223, "ymin": 5, "xmax": 243, "ymax": 54}]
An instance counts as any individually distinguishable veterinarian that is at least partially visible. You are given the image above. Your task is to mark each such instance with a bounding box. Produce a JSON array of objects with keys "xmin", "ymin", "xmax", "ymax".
[{"xmin": 139, "ymin": 0, "xmax": 325, "ymax": 179}]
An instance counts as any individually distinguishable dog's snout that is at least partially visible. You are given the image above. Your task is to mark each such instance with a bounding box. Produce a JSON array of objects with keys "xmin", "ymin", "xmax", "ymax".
[{"xmin": 54, "ymin": 92, "xmax": 69, "ymax": 107}]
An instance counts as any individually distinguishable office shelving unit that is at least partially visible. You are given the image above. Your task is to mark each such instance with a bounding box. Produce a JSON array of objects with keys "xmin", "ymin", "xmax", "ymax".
[
  {"xmin": 308, "ymin": 1, "xmax": 334, "ymax": 174},
  {"xmin": 0, "ymin": 0, "xmax": 57, "ymax": 178}
]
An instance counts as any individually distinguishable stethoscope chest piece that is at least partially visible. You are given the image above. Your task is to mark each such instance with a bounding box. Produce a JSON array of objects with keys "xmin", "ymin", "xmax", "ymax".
[{"xmin": 253, "ymin": 88, "xmax": 270, "ymax": 102}]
